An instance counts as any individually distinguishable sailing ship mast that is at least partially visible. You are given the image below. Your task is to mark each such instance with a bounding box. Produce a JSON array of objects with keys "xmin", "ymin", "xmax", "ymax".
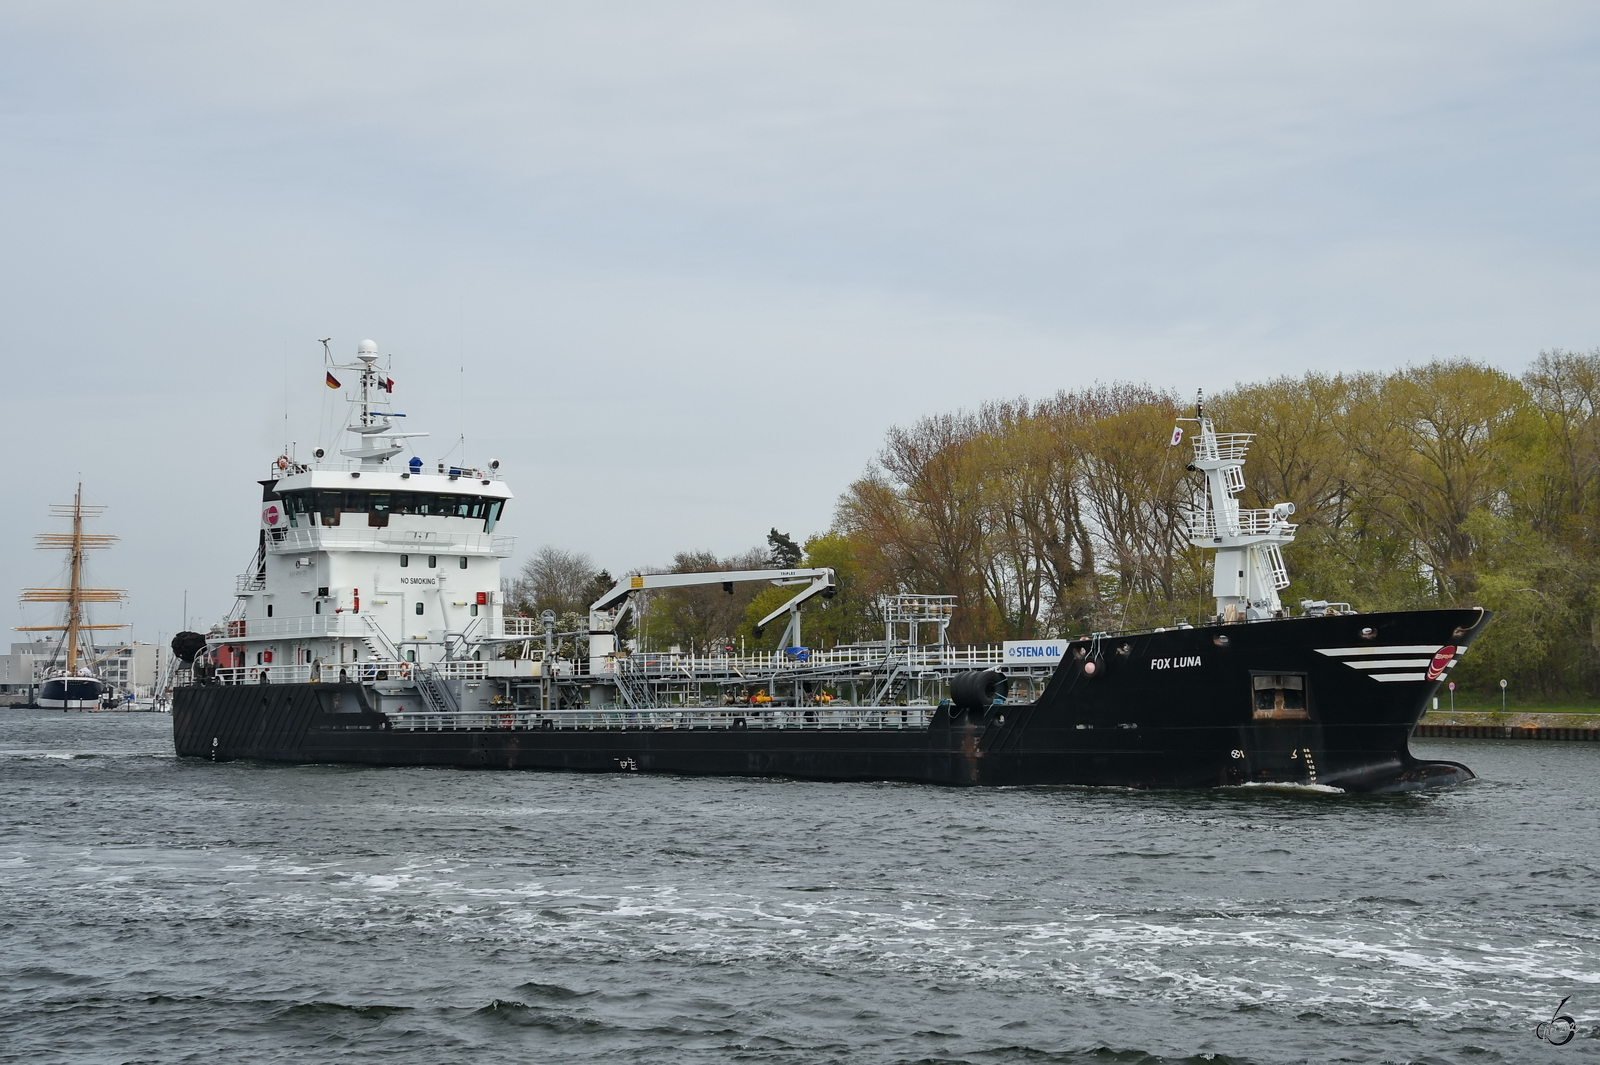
[{"xmin": 17, "ymin": 483, "xmax": 127, "ymax": 671}]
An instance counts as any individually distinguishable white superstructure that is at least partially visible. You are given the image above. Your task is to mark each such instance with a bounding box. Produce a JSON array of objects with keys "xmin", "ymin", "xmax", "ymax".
[
  {"xmin": 1181, "ymin": 397, "xmax": 1298, "ymax": 621},
  {"xmin": 215, "ymin": 342, "xmax": 520, "ymax": 689}
]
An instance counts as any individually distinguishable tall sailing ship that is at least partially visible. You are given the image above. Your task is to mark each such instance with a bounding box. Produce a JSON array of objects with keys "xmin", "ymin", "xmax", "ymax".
[
  {"xmin": 172, "ymin": 342, "xmax": 1488, "ymax": 792},
  {"xmin": 19, "ymin": 486, "xmax": 129, "ymax": 709}
]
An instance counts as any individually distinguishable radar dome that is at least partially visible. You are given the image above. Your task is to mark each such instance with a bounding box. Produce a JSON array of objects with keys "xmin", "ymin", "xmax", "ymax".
[{"xmin": 358, "ymin": 339, "xmax": 378, "ymax": 353}]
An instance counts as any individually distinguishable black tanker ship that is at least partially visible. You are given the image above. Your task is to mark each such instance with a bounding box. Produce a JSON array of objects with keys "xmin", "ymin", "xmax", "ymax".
[{"xmin": 172, "ymin": 350, "xmax": 1485, "ymax": 793}]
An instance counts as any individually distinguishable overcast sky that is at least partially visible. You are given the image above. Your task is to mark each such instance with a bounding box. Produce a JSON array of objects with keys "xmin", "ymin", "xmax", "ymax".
[{"xmin": 3, "ymin": 2, "xmax": 1598, "ymax": 642}]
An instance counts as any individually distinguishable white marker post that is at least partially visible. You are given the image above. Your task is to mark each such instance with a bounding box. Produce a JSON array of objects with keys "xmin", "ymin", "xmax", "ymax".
[{"xmin": 1500, "ymin": 678, "xmax": 1508, "ymax": 713}]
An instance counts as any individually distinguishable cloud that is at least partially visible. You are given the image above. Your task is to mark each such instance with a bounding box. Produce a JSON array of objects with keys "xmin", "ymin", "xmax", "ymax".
[{"xmin": 2, "ymin": 2, "xmax": 1598, "ymax": 637}]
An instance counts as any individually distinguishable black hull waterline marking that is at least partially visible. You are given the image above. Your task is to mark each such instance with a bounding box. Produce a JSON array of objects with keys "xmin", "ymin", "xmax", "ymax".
[{"xmin": 174, "ymin": 609, "xmax": 1485, "ymax": 794}]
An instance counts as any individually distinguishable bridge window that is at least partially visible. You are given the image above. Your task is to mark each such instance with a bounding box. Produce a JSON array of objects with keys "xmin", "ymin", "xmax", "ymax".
[
  {"xmin": 1252, "ymin": 674, "xmax": 1309, "ymax": 720},
  {"xmin": 278, "ymin": 489, "xmax": 508, "ymax": 531}
]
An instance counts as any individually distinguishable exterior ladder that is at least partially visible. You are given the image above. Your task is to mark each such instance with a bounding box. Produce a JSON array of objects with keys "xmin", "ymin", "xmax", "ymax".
[
  {"xmin": 613, "ymin": 667, "xmax": 652, "ymax": 710},
  {"xmin": 869, "ymin": 658, "xmax": 907, "ymax": 706},
  {"xmin": 361, "ymin": 615, "xmax": 454, "ymax": 714},
  {"xmin": 417, "ymin": 668, "xmax": 457, "ymax": 714}
]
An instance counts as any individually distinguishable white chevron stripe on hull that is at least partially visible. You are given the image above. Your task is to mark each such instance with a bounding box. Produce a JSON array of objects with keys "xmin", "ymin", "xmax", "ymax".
[
  {"xmin": 1343, "ymin": 658, "xmax": 1434, "ymax": 669},
  {"xmin": 1315, "ymin": 645, "xmax": 1446, "ymax": 656},
  {"xmin": 1315, "ymin": 645, "xmax": 1456, "ymax": 682}
]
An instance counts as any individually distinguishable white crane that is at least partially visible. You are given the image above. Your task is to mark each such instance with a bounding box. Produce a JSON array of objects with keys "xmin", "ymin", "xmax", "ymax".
[{"xmin": 587, "ymin": 568, "xmax": 837, "ymax": 672}]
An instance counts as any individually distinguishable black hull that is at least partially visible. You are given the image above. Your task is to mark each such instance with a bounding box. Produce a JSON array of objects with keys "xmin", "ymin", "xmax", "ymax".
[{"xmin": 174, "ymin": 609, "xmax": 1486, "ymax": 793}]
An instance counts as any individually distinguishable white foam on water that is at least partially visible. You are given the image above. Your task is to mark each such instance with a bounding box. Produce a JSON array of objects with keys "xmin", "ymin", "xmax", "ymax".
[
  {"xmin": 22, "ymin": 846, "xmax": 1592, "ymax": 1030},
  {"xmin": 6, "ymin": 720, "xmax": 1594, "ymax": 1065},
  {"xmin": 353, "ymin": 874, "xmax": 406, "ymax": 892},
  {"xmin": 0, "ymin": 750, "xmax": 93, "ymax": 760},
  {"xmin": 1229, "ymin": 781, "xmax": 1346, "ymax": 794}
]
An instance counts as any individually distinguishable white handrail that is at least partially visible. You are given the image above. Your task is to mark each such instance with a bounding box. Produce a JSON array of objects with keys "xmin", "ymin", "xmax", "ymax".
[
  {"xmin": 265, "ymin": 526, "xmax": 514, "ymax": 557},
  {"xmin": 386, "ymin": 706, "xmax": 938, "ymax": 732}
]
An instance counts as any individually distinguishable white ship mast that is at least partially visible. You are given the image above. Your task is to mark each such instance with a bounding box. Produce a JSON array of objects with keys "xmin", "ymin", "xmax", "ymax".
[
  {"xmin": 1180, "ymin": 393, "xmax": 1297, "ymax": 621},
  {"xmin": 336, "ymin": 338, "xmax": 427, "ymax": 467}
]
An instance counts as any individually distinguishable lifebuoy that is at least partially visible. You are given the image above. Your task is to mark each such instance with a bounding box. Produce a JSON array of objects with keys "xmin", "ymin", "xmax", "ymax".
[
  {"xmin": 276, "ymin": 456, "xmax": 289, "ymax": 470},
  {"xmin": 398, "ymin": 662, "xmax": 412, "ymax": 680}
]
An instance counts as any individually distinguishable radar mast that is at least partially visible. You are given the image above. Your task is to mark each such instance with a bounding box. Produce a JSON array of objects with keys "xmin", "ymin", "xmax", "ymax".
[{"xmin": 1179, "ymin": 392, "xmax": 1298, "ymax": 621}]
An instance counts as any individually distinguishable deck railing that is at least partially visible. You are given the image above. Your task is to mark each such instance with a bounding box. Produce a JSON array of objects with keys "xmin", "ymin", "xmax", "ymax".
[
  {"xmin": 213, "ymin": 615, "xmax": 376, "ymax": 640},
  {"xmin": 1188, "ymin": 508, "xmax": 1296, "ymax": 541},
  {"xmin": 264, "ymin": 526, "xmax": 515, "ymax": 557},
  {"xmin": 1193, "ymin": 432, "xmax": 1254, "ymax": 462},
  {"xmin": 614, "ymin": 644, "xmax": 1013, "ymax": 678},
  {"xmin": 500, "ymin": 616, "xmax": 545, "ymax": 637},
  {"xmin": 385, "ymin": 706, "xmax": 938, "ymax": 732},
  {"xmin": 211, "ymin": 660, "xmax": 411, "ymax": 686}
]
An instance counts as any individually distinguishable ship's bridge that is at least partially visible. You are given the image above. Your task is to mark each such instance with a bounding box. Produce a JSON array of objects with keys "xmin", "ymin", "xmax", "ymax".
[{"xmin": 266, "ymin": 469, "xmax": 510, "ymax": 526}]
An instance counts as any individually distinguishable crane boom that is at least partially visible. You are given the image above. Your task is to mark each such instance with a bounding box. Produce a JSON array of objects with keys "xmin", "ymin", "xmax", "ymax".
[
  {"xmin": 590, "ymin": 568, "xmax": 834, "ymax": 611},
  {"xmin": 587, "ymin": 567, "xmax": 837, "ymax": 673}
]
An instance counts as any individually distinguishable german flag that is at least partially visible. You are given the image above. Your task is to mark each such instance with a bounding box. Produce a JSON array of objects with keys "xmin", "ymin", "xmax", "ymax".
[{"xmin": 326, "ymin": 372, "xmax": 341, "ymax": 389}]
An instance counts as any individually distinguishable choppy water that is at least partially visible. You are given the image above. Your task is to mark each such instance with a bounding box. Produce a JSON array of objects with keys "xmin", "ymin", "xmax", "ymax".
[{"xmin": 2, "ymin": 710, "xmax": 1597, "ymax": 1064}]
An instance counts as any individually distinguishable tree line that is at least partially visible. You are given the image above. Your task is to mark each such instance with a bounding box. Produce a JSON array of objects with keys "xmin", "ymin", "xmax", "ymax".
[{"xmin": 510, "ymin": 351, "xmax": 1600, "ymax": 701}]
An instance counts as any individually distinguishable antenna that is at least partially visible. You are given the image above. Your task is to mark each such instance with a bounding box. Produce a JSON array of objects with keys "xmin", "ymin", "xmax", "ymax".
[{"xmin": 319, "ymin": 338, "xmax": 332, "ymax": 362}]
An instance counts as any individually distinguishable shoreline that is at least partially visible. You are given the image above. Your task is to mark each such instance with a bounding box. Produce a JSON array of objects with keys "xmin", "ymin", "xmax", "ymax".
[{"xmin": 1415, "ymin": 710, "xmax": 1599, "ymax": 741}]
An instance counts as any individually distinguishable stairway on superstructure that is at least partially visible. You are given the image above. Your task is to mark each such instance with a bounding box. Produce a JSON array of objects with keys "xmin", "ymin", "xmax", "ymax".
[{"xmin": 361, "ymin": 616, "xmax": 454, "ymax": 714}]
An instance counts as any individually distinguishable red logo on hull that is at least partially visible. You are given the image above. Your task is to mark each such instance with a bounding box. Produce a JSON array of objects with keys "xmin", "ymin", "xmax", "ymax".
[{"xmin": 1427, "ymin": 645, "xmax": 1456, "ymax": 681}]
